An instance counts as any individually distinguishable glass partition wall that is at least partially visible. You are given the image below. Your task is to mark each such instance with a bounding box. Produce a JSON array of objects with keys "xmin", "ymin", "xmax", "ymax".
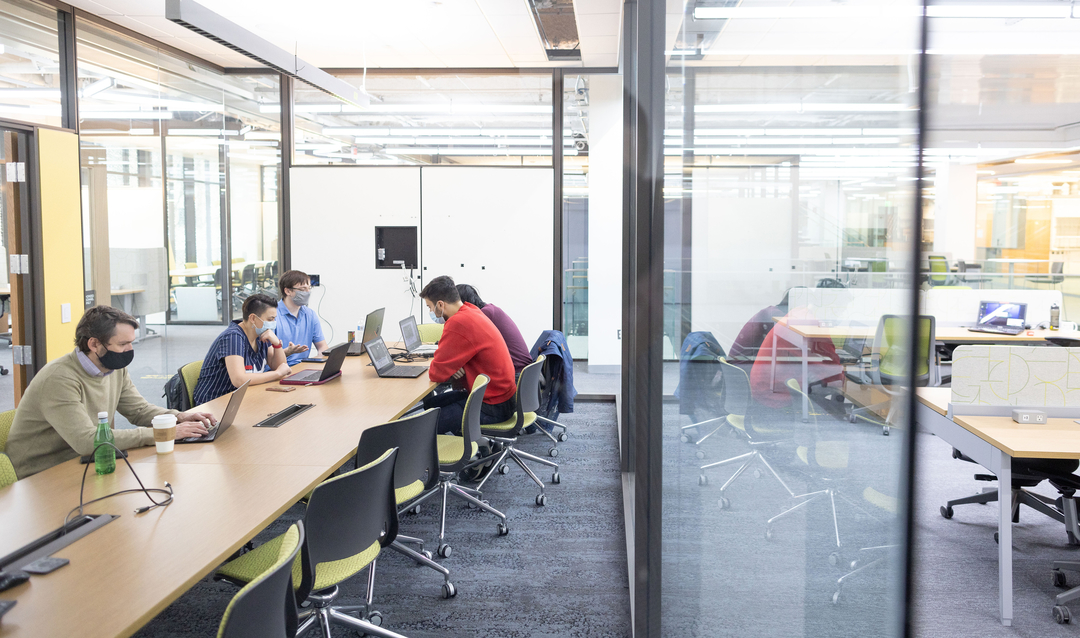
[{"xmin": 655, "ymin": 2, "xmax": 922, "ymax": 635}]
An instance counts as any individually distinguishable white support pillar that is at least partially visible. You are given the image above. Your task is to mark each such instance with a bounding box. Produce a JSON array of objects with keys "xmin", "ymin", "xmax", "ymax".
[
  {"xmin": 587, "ymin": 75, "xmax": 623, "ymax": 371},
  {"xmin": 933, "ymin": 163, "xmax": 978, "ymax": 262}
]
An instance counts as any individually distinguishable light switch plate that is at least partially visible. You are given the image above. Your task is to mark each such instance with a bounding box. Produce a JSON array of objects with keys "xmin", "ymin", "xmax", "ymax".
[{"xmin": 61, "ymin": 303, "xmax": 71, "ymax": 323}]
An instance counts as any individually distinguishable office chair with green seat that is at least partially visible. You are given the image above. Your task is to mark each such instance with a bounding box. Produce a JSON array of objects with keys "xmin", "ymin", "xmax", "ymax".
[
  {"xmin": 179, "ymin": 361, "xmax": 202, "ymax": 410},
  {"xmin": 465, "ymin": 356, "xmax": 560, "ymax": 507},
  {"xmin": 845, "ymin": 315, "xmax": 939, "ymax": 435},
  {"xmin": 217, "ymin": 449, "xmax": 408, "ymax": 638},
  {"xmin": 698, "ymin": 361, "xmax": 799, "ymax": 509},
  {"xmin": 352, "ymin": 408, "xmax": 457, "ymax": 598},
  {"xmin": 417, "ymin": 323, "xmax": 443, "ymax": 343},
  {"xmin": 408, "ymin": 375, "xmax": 508, "ymax": 558},
  {"xmin": 217, "ymin": 522, "xmax": 303, "ymax": 638},
  {"xmin": 0, "ymin": 409, "xmax": 17, "ymax": 488},
  {"xmin": 927, "ymin": 254, "xmax": 951, "ymax": 286}
]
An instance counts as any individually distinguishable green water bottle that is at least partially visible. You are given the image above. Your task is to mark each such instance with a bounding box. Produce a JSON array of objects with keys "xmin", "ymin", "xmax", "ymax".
[{"xmin": 94, "ymin": 411, "xmax": 115, "ymax": 475}]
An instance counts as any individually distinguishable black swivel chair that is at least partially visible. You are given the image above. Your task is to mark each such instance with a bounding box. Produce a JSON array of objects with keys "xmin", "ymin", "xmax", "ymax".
[
  {"xmin": 1028, "ymin": 261, "xmax": 1065, "ymax": 289},
  {"xmin": 216, "ymin": 522, "xmax": 303, "ymax": 638},
  {"xmin": 957, "ymin": 260, "xmax": 991, "ymax": 288}
]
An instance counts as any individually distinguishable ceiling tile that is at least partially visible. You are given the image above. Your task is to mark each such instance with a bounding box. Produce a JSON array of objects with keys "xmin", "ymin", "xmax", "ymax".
[{"xmin": 574, "ymin": 0, "xmax": 622, "ymax": 16}]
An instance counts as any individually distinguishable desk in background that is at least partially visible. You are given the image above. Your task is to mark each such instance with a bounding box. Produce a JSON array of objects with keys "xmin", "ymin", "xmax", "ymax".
[{"xmin": 0, "ymin": 353, "xmax": 435, "ymax": 638}]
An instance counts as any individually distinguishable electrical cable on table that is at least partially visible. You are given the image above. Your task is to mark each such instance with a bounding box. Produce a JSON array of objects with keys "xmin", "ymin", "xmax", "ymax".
[{"xmin": 62, "ymin": 442, "xmax": 174, "ymax": 530}]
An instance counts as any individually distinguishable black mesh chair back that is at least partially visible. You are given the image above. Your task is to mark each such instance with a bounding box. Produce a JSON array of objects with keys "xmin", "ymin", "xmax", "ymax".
[
  {"xmin": 355, "ymin": 408, "xmax": 441, "ymax": 494},
  {"xmin": 300, "ymin": 448, "xmax": 399, "ymax": 598},
  {"xmin": 219, "ymin": 521, "xmax": 304, "ymax": 638}
]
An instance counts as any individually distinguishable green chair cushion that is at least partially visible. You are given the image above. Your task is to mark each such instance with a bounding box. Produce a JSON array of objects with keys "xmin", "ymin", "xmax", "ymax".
[
  {"xmin": 218, "ymin": 532, "xmax": 380, "ymax": 593},
  {"xmin": 0, "ymin": 409, "xmax": 14, "ymax": 452},
  {"xmin": 0, "ymin": 453, "xmax": 16, "ymax": 489},
  {"xmin": 437, "ymin": 435, "xmax": 478, "ymax": 465},
  {"xmin": 396, "ymin": 479, "xmax": 424, "ymax": 505},
  {"xmin": 217, "ymin": 525, "xmax": 301, "ymax": 638}
]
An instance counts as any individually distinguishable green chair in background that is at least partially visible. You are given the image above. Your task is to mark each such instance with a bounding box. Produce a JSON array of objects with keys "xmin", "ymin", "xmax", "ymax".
[
  {"xmin": 0, "ymin": 408, "xmax": 17, "ymax": 488},
  {"xmin": 927, "ymin": 255, "xmax": 950, "ymax": 286},
  {"xmin": 216, "ymin": 522, "xmax": 303, "ymax": 638},
  {"xmin": 417, "ymin": 323, "xmax": 443, "ymax": 343},
  {"xmin": 845, "ymin": 315, "xmax": 939, "ymax": 435},
  {"xmin": 179, "ymin": 360, "xmax": 203, "ymax": 411}
]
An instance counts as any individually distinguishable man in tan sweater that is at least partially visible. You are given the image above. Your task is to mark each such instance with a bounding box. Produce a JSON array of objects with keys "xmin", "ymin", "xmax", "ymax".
[{"xmin": 6, "ymin": 306, "xmax": 216, "ymax": 479}]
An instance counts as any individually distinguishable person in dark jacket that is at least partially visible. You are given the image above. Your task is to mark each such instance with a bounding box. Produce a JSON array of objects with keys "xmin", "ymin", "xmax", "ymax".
[{"xmin": 456, "ymin": 284, "xmax": 533, "ymax": 376}]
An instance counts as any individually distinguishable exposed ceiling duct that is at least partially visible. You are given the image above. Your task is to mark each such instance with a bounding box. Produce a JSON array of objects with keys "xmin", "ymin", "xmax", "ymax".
[{"xmin": 528, "ymin": 0, "xmax": 581, "ymax": 61}]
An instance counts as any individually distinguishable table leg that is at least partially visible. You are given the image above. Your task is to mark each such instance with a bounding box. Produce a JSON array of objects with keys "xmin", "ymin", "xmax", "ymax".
[
  {"xmin": 770, "ymin": 334, "xmax": 778, "ymax": 390},
  {"xmin": 998, "ymin": 449, "xmax": 1013, "ymax": 626},
  {"xmin": 801, "ymin": 340, "xmax": 809, "ymax": 422},
  {"xmin": 1008, "ymin": 263, "xmax": 1015, "ymax": 289}
]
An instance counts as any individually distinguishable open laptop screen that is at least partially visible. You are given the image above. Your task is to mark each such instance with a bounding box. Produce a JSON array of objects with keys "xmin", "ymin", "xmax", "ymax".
[
  {"xmin": 978, "ymin": 301, "xmax": 1026, "ymax": 327},
  {"xmin": 366, "ymin": 337, "xmax": 394, "ymax": 372},
  {"xmin": 400, "ymin": 316, "xmax": 422, "ymax": 352}
]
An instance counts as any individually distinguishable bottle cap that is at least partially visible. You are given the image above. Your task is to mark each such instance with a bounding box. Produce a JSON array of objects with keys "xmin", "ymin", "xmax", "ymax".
[{"xmin": 97, "ymin": 411, "xmax": 108, "ymax": 419}]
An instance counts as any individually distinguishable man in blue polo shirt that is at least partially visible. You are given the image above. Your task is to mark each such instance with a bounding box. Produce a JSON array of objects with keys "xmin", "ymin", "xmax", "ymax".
[{"xmin": 274, "ymin": 269, "xmax": 329, "ymax": 366}]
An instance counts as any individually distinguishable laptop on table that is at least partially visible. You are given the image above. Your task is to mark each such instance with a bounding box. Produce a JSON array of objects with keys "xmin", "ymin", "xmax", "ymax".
[
  {"xmin": 968, "ymin": 301, "xmax": 1027, "ymax": 336},
  {"xmin": 365, "ymin": 336, "xmax": 427, "ymax": 379},
  {"xmin": 324, "ymin": 308, "xmax": 384, "ymax": 356},
  {"xmin": 281, "ymin": 343, "xmax": 348, "ymax": 385},
  {"xmin": 399, "ymin": 315, "xmax": 438, "ymax": 356},
  {"xmin": 178, "ymin": 381, "xmax": 249, "ymax": 443}
]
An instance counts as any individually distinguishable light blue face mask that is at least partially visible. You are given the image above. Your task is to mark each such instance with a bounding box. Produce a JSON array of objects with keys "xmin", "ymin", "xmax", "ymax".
[
  {"xmin": 429, "ymin": 308, "xmax": 445, "ymax": 324},
  {"xmin": 256, "ymin": 318, "xmax": 277, "ymax": 335}
]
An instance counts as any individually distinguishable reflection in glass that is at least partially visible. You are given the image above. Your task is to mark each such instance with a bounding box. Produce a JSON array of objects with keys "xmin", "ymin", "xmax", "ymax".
[{"xmin": 0, "ymin": 0, "xmax": 62, "ymax": 128}]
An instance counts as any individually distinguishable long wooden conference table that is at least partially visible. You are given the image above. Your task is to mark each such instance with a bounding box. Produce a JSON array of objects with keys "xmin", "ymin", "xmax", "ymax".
[
  {"xmin": 915, "ymin": 387, "xmax": 1080, "ymax": 626},
  {"xmin": 0, "ymin": 353, "xmax": 435, "ymax": 637}
]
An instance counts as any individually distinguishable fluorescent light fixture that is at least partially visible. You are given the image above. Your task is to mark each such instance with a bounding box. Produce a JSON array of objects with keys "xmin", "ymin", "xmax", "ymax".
[
  {"xmin": 355, "ymin": 137, "xmax": 551, "ymax": 147},
  {"xmin": 130, "ymin": 128, "xmax": 154, "ymax": 135},
  {"xmin": 259, "ymin": 104, "xmax": 281, "ymax": 114},
  {"xmin": 81, "ymin": 111, "xmax": 174, "ymax": 120},
  {"xmin": 168, "ymin": 128, "xmax": 240, "ymax": 136},
  {"xmin": 245, "ymin": 131, "xmax": 281, "ymax": 140},
  {"xmin": 0, "ymin": 88, "xmax": 61, "ymax": 99},
  {"xmin": 1014, "ymin": 158, "xmax": 1073, "ymax": 164},
  {"xmin": 693, "ymin": 5, "xmax": 1075, "ymax": 20},
  {"xmin": 666, "ymin": 49, "xmax": 702, "ymax": 56},
  {"xmin": 696, "ymin": 103, "xmax": 911, "ymax": 113},
  {"xmin": 295, "ymin": 104, "xmax": 342, "ymax": 113},
  {"xmin": 383, "ymin": 147, "xmax": 553, "ymax": 156},
  {"xmin": 976, "ymin": 170, "xmax": 996, "ymax": 175},
  {"xmin": 78, "ymin": 77, "xmax": 113, "ymax": 99}
]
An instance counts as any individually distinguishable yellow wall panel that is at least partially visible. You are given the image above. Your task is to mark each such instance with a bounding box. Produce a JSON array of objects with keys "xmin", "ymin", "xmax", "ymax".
[{"xmin": 38, "ymin": 128, "xmax": 85, "ymax": 362}]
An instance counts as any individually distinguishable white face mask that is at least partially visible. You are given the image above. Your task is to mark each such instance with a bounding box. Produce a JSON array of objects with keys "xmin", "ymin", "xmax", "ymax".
[{"xmin": 429, "ymin": 305, "xmax": 445, "ymax": 324}]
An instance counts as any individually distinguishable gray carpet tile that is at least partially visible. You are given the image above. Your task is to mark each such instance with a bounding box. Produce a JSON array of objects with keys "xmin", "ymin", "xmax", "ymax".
[{"xmin": 132, "ymin": 401, "xmax": 630, "ymax": 638}]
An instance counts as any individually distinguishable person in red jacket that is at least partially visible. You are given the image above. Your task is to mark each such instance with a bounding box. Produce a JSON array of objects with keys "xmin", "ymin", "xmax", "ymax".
[{"xmin": 420, "ymin": 275, "xmax": 518, "ymax": 434}]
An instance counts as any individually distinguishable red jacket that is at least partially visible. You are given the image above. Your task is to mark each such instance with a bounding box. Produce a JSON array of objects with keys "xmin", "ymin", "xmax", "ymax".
[{"xmin": 428, "ymin": 302, "xmax": 517, "ymax": 404}]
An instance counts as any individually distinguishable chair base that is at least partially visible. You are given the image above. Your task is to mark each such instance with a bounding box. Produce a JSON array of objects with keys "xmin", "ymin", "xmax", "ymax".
[
  {"xmin": 832, "ymin": 545, "xmax": 894, "ymax": 606},
  {"xmin": 408, "ymin": 474, "xmax": 508, "ymax": 556},
  {"xmin": 942, "ymin": 486, "xmax": 1080, "ymax": 543},
  {"xmin": 466, "ymin": 438, "xmax": 559, "ymax": 504},
  {"xmin": 699, "ymin": 446, "xmax": 798, "ymax": 506},
  {"xmin": 295, "ymin": 564, "xmax": 409, "ymax": 638}
]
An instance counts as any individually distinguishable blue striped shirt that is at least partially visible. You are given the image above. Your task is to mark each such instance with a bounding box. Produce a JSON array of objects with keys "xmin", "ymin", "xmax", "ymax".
[
  {"xmin": 275, "ymin": 300, "xmax": 325, "ymax": 366},
  {"xmin": 193, "ymin": 321, "xmax": 269, "ymax": 405}
]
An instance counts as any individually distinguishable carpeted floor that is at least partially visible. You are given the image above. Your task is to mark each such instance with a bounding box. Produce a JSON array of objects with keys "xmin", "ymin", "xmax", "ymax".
[{"xmin": 133, "ymin": 401, "xmax": 630, "ymax": 638}]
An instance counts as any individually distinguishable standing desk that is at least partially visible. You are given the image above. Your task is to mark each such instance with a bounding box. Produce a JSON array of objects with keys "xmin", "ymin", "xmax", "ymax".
[
  {"xmin": 771, "ymin": 318, "xmax": 1080, "ymax": 421},
  {"xmin": 0, "ymin": 353, "xmax": 435, "ymax": 638},
  {"xmin": 915, "ymin": 387, "xmax": 1080, "ymax": 626}
]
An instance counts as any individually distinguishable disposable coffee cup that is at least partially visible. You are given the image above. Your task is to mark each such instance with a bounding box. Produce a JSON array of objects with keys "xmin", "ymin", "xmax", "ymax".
[{"xmin": 152, "ymin": 415, "xmax": 178, "ymax": 454}]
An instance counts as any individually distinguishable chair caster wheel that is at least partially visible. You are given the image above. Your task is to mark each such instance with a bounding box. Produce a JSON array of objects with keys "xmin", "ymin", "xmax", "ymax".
[
  {"xmin": 551, "ymin": 472, "xmax": 560, "ymax": 484},
  {"xmin": 680, "ymin": 433, "xmax": 692, "ymax": 443},
  {"xmin": 699, "ymin": 475, "xmax": 708, "ymax": 487},
  {"xmin": 498, "ymin": 464, "xmax": 510, "ymax": 475},
  {"xmin": 549, "ymin": 447, "xmax": 559, "ymax": 458},
  {"xmin": 367, "ymin": 611, "xmax": 383, "ymax": 626},
  {"xmin": 437, "ymin": 544, "xmax": 452, "ymax": 558},
  {"xmin": 536, "ymin": 494, "xmax": 547, "ymax": 506},
  {"xmin": 497, "ymin": 523, "xmax": 509, "ymax": 536},
  {"xmin": 558, "ymin": 432, "xmax": 568, "ymax": 442},
  {"xmin": 410, "ymin": 504, "xmax": 422, "ymax": 515},
  {"xmin": 832, "ymin": 590, "xmax": 841, "ymax": 605},
  {"xmin": 718, "ymin": 497, "xmax": 730, "ymax": 510},
  {"xmin": 465, "ymin": 501, "xmax": 476, "ymax": 509},
  {"xmin": 1054, "ymin": 569, "xmax": 1068, "ymax": 588},
  {"xmin": 1054, "ymin": 605, "xmax": 1072, "ymax": 624},
  {"xmin": 422, "ymin": 550, "xmax": 433, "ymax": 561},
  {"xmin": 829, "ymin": 552, "xmax": 840, "ymax": 567},
  {"xmin": 442, "ymin": 582, "xmax": 457, "ymax": 599},
  {"xmin": 994, "ymin": 532, "xmax": 999, "ymax": 544},
  {"xmin": 882, "ymin": 426, "xmax": 889, "ymax": 436},
  {"xmin": 940, "ymin": 505, "xmax": 953, "ymax": 519},
  {"xmin": 765, "ymin": 526, "xmax": 773, "ymax": 540},
  {"xmin": 695, "ymin": 450, "xmax": 705, "ymax": 460},
  {"xmin": 753, "ymin": 468, "xmax": 762, "ymax": 479}
]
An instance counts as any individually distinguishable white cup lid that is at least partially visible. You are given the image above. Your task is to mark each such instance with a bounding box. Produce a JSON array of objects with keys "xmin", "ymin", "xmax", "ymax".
[{"xmin": 152, "ymin": 414, "xmax": 178, "ymax": 426}]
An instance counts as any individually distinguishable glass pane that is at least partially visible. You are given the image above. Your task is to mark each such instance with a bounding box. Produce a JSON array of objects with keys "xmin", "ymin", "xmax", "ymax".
[
  {"xmin": 0, "ymin": 0, "xmax": 61, "ymax": 127},
  {"xmin": 662, "ymin": 1, "xmax": 921, "ymax": 634},
  {"xmin": 293, "ymin": 73, "xmax": 553, "ymax": 166}
]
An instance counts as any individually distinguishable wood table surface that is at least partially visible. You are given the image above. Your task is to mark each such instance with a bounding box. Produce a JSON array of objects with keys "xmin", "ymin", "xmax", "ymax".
[
  {"xmin": 0, "ymin": 352, "xmax": 436, "ymax": 638},
  {"xmin": 951, "ymin": 414, "xmax": 1080, "ymax": 460},
  {"xmin": 915, "ymin": 387, "xmax": 950, "ymax": 416}
]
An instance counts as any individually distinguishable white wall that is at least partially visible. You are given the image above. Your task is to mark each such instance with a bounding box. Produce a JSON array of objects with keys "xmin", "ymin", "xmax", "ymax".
[
  {"xmin": 290, "ymin": 167, "xmax": 423, "ymax": 346},
  {"xmin": 421, "ymin": 167, "xmax": 554, "ymax": 346},
  {"xmin": 587, "ymin": 74, "xmax": 623, "ymax": 368},
  {"xmin": 933, "ymin": 163, "xmax": 977, "ymax": 262}
]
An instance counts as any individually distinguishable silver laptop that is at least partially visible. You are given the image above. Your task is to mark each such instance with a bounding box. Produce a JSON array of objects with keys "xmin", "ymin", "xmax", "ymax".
[
  {"xmin": 178, "ymin": 381, "xmax": 249, "ymax": 443},
  {"xmin": 399, "ymin": 315, "xmax": 438, "ymax": 356},
  {"xmin": 365, "ymin": 336, "xmax": 427, "ymax": 378}
]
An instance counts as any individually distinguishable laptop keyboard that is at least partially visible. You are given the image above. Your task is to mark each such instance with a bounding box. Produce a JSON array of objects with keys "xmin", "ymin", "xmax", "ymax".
[
  {"xmin": 291, "ymin": 370, "xmax": 320, "ymax": 381},
  {"xmin": 969, "ymin": 325, "xmax": 1023, "ymax": 335},
  {"xmin": 383, "ymin": 366, "xmax": 421, "ymax": 377}
]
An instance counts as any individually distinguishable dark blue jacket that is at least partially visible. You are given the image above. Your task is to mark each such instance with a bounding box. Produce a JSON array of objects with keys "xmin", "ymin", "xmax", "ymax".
[
  {"xmin": 530, "ymin": 330, "xmax": 576, "ymax": 414},
  {"xmin": 674, "ymin": 331, "xmax": 725, "ymax": 416}
]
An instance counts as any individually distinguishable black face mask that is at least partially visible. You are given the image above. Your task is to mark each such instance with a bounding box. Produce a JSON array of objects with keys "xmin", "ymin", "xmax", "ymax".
[{"xmin": 98, "ymin": 347, "xmax": 134, "ymax": 370}]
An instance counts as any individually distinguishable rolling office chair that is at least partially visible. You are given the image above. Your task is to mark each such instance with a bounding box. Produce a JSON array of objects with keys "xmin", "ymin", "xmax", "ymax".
[
  {"xmin": 845, "ymin": 315, "xmax": 940, "ymax": 435},
  {"xmin": 466, "ymin": 357, "xmax": 560, "ymax": 507},
  {"xmin": 957, "ymin": 260, "xmax": 990, "ymax": 289},
  {"xmin": 177, "ymin": 361, "xmax": 202, "ymax": 411},
  {"xmin": 1028, "ymin": 261, "xmax": 1065, "ymax": 289},
  {"xmin": 218, "ymin": 449, "xmax": 409, "ymax": 638},
  {"xmin": 0, "ymin": 409, "xmax": 17, "ymax": 488},
  {"xmin": 353, "ymin": 409, "xmax": 457, "ymax": 599},
  {"xmin": 417, "ymin": 323, "xmax": 443, "ymax": 343},
  {"xmin": 216, "ymin": 522, "xmax": 303, "ymax": 638},
  {"xmin": 407, "ymin": 375, "xmax": 508, "ymax": 558},
  {"xmin": 927, "ymin": 255, "xmax": 951, "ymax": 286},
  {"xmin": 676, "ymin": 332, "xmax": 728, "ymax": 456},
  {"xmin": 698, "ymin": 360, "xmax": 798, "ymax": 510}
]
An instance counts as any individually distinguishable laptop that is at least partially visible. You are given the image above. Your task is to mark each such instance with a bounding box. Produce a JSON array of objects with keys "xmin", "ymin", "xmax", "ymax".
[
  {"xmin": 178, "ymin": 381, "xmax": 249, "ymax": 443},
  {"xmin": 968, "ymin": 301, "xmax": 1027, "ymax": 336},
  {"xmin": 364, "ymin": 336, "xmax": 427, "ymax": 378},
  {"xmin": 399, "ymin": 315, "xmax": 438, "ymax": 356},
  {"xmin": 325, "ymin": 308, "xmax": 384, "ymax": 356},
  {"xmin": 281, "ymin": 343, "xmax": 348, "ymax": 385}
]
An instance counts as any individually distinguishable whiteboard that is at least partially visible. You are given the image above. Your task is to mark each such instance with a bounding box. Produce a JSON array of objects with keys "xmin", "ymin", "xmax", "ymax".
[{"xmin": 420, "ymin": 167, "xmax": 554, "ymax": 348}]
